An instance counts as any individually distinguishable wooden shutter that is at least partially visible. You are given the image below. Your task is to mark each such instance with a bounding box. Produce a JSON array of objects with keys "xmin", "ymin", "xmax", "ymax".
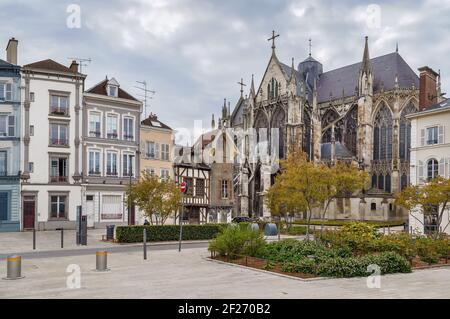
[
  {"xmin": 439, "ymin": 158, "xmax": 445, "ymax": 177},
  {"xmin": 8, "ymin": 115, "xmax": 14, "ymax": 137},
  {"xmin": 438, "ymin": 125, "xmax": 444, "ymax": 144},
  {"xmin": 418, "ymin": 160, "xmax": 424, "ymax": 184},
  {"xmin": 447, "ymin": 158, "xmax": 450, "ymax": 178},
  {"xmin": 155, "ymin": 143, "xmax": 160, "ymax": 159},
  {"xmin": 420, "ymin": 129, "xmax": 425, "ymax": 146},
  {"xmin": 5, "ymin": 83, "xmax": 12, "ymax": 101}
]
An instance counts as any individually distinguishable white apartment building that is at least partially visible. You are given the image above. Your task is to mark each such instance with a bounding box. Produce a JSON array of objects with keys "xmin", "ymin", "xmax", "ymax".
[
  {"xmin": 21, "ymin": 59, "xmax": 85, "ymax": 230},
  {"xmin": 81, "ymin": 77, "xmax": 142, "ymax": 227},
  {"xmin": 408, "ymin": 98, "xmax": 450, "ymax": 235}
]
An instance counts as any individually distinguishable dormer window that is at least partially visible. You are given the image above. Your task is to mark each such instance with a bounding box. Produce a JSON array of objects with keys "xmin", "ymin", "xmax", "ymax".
[
  {"xmin": 108, "ymin": 85, "xmax": 117, "ymax": 97},
  {"xmin": 106, "ymin": 77, "xmax": 120, "ymax": 98}
]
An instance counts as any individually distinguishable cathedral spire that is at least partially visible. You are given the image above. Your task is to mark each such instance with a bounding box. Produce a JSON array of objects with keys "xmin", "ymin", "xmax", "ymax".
[
  {"xmin": 222, "ymin": 98, "xmax": 227, "ymax": 119},
  {"xmin": 361, "ymin": 36, "xmax": 370, "ymax": 74},
  {"xmin": 249, "ymin": 74, "xmax": 255, "ymax": 97},
  {"xmin": 211, "ymin": 114, "xmax": 215, "ymax": 130},
  {"xmin": 396, "ymin": 41, "xmax": 398, "ymax": 53},
  {"xmin": 289, "ymin": 57, "xmax": 297, "ymax": 84}
]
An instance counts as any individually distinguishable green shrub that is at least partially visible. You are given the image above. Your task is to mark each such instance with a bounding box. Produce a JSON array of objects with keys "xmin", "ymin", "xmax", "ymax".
[
  {"xmin": 281, "ymin": 258, "xmax": 316, "ymax": 274},
  {"xmin": 115, "ymin": 224, "xmax": 227, "ymax": 243},
  {"xmin": 208, "ymin": 225, "xmax": 266, "ymax": 258},
  {"xmin": 315, "ymin": 252, "xmax": 411, "ymax": 278},
  {"xmin": 282, "ymin": 225, "xmax": 308, "ymax": 235}
]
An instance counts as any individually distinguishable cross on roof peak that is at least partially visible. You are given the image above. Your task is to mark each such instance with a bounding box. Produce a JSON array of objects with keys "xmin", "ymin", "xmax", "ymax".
[
  {"xmin": 237, "ymin": 78, "xmax": 246, "ymax": 97},
  {"xmin": 267, "ymin": 30, "xmax": 280, "ymax": 51},
  {"xmin": 309, "ymin": 38, "xmax": 312, "ymax": 57}
]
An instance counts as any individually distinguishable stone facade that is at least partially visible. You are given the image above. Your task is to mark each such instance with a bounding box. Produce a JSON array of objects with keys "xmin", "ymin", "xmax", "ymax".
[{"xmin": 231, "ymin": 36, "xmax": 422, "ymax": 221}]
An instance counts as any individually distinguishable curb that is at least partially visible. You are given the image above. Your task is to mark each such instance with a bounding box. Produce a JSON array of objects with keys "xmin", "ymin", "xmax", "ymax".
[{"xmin": 204, "ymin": 257, "xmax": 330, "ymax": 282}]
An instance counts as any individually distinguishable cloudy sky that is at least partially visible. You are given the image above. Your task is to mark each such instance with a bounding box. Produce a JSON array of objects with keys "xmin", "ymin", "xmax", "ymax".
[{"xmin": 1, "ymin": 0, "xmax": 449, "ymax": 142}]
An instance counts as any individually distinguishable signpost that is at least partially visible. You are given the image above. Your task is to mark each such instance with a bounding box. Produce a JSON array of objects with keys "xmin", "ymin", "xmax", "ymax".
[{"xmin": 178, "ymin": 181, "xmax": 187, "ymax": 252}]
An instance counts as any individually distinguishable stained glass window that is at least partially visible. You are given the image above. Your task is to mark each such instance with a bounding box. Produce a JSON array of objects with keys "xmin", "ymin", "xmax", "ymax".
[{"xmin": 373, "ymin": 103, "xmax": 393, "ymax": 161}]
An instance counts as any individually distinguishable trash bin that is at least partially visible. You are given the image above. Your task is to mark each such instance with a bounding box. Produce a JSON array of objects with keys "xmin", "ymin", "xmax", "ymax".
[
  {"xmin": 264, "ymin": 223, "xmax": 278, "ymax": 236},
  {"xmin": 106, "ymin": 225, "xmax": 115, "ymax": 241}
]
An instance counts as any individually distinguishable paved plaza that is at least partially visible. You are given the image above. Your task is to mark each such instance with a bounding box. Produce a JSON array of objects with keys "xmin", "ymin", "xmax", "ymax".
[{"xmin": 1, "ymin": 244, "xmax": 449, "ymax": 299}]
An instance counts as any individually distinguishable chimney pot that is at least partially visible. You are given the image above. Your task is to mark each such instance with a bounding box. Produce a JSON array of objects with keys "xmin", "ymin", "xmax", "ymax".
[
  {"xmin": 418, "ymin": 66, "xmax": 439, "ymax": 110},
  {"xmin": 69, "ymin": 60, "xmax": 79, "ymax": 73},
  {"xmin": 6, "ymin": 37, "xmax": 18, "ymax": 65}
]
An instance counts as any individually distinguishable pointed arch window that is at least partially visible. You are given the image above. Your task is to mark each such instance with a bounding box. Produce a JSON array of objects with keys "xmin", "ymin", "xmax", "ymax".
[
  {"xmin": 373, "ymin": 103, "xmax": 393, "ymax": 161},
  {"xmin": 344, "ymin": 105, "xmax": 358, "ymax": 155},
  {"xmin": 267, "ymin": 77, "xmax": 279, "ymax": 100},
  {"xmin": 399, "ymin": 102, "xmax": 416, "ymax": 160},
  {"xmin": 321, "ymin": 109, "xmax": 342, "ymax": 143}
]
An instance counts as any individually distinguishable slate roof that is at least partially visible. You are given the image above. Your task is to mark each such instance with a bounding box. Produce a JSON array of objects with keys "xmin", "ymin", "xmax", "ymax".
[
  {"xmin": 407, "ymin": 98, "xmax": 450, "ymax": 117},
  {"xmin": 320, "ymin": 142, "xmax": 354, "ymax": 160},
  {"xmin": 316, "ymin": 52, "xmax": 418, "ymax": 103},
  {"xmin": 85, "ymin": 79, "xmax": 139, "ymax": 101},
  {"xmin": 0, "ymin": 59, "xmax": 14, "ymax": 67},
  {"xmin": 194, "ymin": 129, "xmax": 220, "ymax": 149},
  {"xmin": 23, "ymin": 59, "xmax": 83, "ymax": 75},
  {"xmin": 141, "ymin": 114, "xmax": 172, "ymax": 130}
]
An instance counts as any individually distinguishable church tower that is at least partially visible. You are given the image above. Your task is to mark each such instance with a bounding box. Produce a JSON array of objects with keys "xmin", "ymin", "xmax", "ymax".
[{"xmin": 357, "ymin": 36, "xmax": 374, "ymax": 167}]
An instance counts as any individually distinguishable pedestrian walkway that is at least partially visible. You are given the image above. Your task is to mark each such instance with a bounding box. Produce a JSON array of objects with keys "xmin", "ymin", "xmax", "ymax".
[{"xmin": 1, "ymin": 248, "xmax": 449, "ymax": 298}]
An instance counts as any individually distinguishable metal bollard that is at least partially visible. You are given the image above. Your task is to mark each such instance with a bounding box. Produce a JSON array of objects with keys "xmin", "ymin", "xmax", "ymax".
[
  {"xmin": 33, "ymin": 229, "xmax": 36, "ymax": 250},
  {"xmin": 95, "ymin": 251, "xmax": 109, "ymax": 271},
  {"xmin": 3, "ymin": 255, "xmax": 25, "ymax": 280},
  {"xmin": 143, "ymin": 229, "xmax": 147, "ymax": 260},
  {"xmin": 61, "ymin": 228, "xmax": 64, "ymax": 249}
]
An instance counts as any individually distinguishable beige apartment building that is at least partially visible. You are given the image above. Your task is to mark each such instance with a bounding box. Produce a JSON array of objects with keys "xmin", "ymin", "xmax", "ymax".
[
  {"xmin": 408, "ymin": 98, "xmax": 450, "ymax": 235},
  {"xmin": 140, "ymin": 113, "xmax": 174, "ymax": 180}
]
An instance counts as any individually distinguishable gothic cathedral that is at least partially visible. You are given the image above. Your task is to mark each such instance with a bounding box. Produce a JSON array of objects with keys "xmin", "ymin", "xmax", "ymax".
[{"xmin": 230, "ymin": 35, "xmax": 428, "ymax": 221}]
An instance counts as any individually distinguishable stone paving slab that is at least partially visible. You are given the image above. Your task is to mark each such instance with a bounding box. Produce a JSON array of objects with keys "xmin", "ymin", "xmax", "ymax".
[{"xmin": 0, "ymin": 247, "xmax": 449, "ymax": 299}]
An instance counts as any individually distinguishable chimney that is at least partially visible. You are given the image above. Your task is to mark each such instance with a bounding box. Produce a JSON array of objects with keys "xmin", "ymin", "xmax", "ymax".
[
  {"xmin": 418, "ymin": 66, "xmax": 439, "ymax": 110},
  {"xmin": 69, "ymin": 60, "xmax": 79, "ymax": 73},
  {"xmin": 6, "ymin": 37, "xmax": 18, "ymax": 64}
]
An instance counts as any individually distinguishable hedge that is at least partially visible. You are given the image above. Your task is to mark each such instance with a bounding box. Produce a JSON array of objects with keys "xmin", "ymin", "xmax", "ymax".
[
  {"xmin": 292, "ymin": 219, "xmax": 405, "ymax": 228},
  {"xmin": 116, "ymin": 224, "xmax": 227, "ymax": 243},
  {"xmin": 281, "ymin": 252, "xmax": 411, "ymax": 277}
]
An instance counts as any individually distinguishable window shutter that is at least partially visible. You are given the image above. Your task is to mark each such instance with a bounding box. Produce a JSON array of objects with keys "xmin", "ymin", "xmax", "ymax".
[
  {"xmin": 420, "ymin": 129, "xmax": 425, "ymax": 146},
  {"xmin": 5, "ymin": 83, "xmax": 12, "ymax": 101},
  {"xmin": 418, "ymin": 160, "xmax": 424, "ymax": 184},
  {"xmin": 155, "ymin": 143, "xmax": 160, "ymax": 159},
  {"xmin": 8, "ymin": 116, "xmax": 14, "ymax": 137},
  {"xmin": 140, "ymin": 141, "xmax": 145, "ymax": 157},
  {"xmin": 447, "ymin": 158, "xmax": 450, "ymax": 178},
  {"xmin": 438, "ymin": 125, "xmax": 444, "ymax": 144},
  {"xmin": 0, "ymin": 84, "xmax": 4, "ymax": 100},
  {"xmin": 439, "ymin": 158, "xmax": 445, "ymax": 177}
]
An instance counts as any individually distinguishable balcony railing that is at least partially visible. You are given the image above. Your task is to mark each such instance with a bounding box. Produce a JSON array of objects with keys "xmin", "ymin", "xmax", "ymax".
[
  {"xmin": 107, "ymin": 132, "xmax": 118, "ymax": 139},
  {"xmin": 49, "ymin": 138, "xmax": 68, "ymax": 146},
  {"xmin": 50, "ymin": 106, "xmax": 68, "ymax": 116},
  {"xmin": 124, "ymin": 134, "xmax": 134, "ymax": 141},
  {"xmin": 89, "ymin": 131, "xmax": 101, "ymax": 138},
  {"xmin": 146, "ymin": 153, "xmax": 155, "ymax": 159},
  {"xmin": 50, "ymin": 176, "xmax": 68, "ymax": 183},
  {"xmin": 427, "ymin": 139, "xmax": 438, "ymax": 145},
  {"xmin": 88, "ymin": 170, "xmax": 101, "ymax": 176},
  {"xmin": 106, "ymin": 170, "xmax": 118, "ymax": 176},
  {"xmin": 123, "ymin": 171, "xmax": 134, "ymax": 177}
]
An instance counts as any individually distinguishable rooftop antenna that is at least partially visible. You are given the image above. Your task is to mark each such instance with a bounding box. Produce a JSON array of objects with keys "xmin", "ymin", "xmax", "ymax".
[
  {"xmin": 67, "ymin": 57, "xmax": 92, "ymax": 74},
  {"xmin": 134, "ymin": 80, "xmax": 156, "ymax": 119}
]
